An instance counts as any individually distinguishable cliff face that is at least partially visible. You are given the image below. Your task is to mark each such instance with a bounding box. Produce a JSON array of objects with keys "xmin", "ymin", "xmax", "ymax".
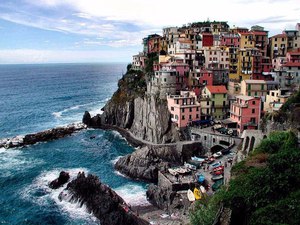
[{"xmin": 99, "ymin": 71, "xmax": 180, "ymax": 144}]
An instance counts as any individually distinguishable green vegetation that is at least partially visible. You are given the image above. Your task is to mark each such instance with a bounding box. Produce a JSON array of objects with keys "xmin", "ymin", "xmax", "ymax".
[
  {"xmin": 145, "ymin": 52, "xmax": 158, "ymax": 73},
  {"xmin": 190, "ymin": 130, "xmax": 300, "ymax": 225},
  {"xmin": 111, "ymin": 66, "xmax": 146, "ymax": 104}
]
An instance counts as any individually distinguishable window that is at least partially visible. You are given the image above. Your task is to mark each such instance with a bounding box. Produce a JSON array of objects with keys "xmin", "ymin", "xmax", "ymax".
[
  {"xmin": 181, "ymin": 108, "xmax": 185, "ymax": 113},
  {"xmin": 207, "ymin": 101, "xmax": 209, "ymax": 106},
  {"xmin": 252, "ymin": 101, "xmax": 256, "ymax": 105},
  {"xmin": 255, "ymin": 92, "xmax": 258, "ymax": 96},
  {"xmin": 196, "ymin": 107, "xmax": 199, "ymax": 111},
  {"xmin": 196, "ymin": 114, "xmax": 199, "ymax": 118},
  {"xmin": 248, "ymin": 91, "xmax": 251, "ymax": 96},
  {"xmin": 189, "ymin": 108, "xmax": 192, "ymax": 112},
  {"xmin": 248, "ymin": 84, "xmax": 251, "ymax": 90},
  {"xmin": 261, "ymin": 84, "xmax": 264, "ymax": 90},
  {"xmin": 223, "ymin": 94, "xmax": 226, "ymax": 98},
  {"xmin": 175, "ymin": 115, "xmax": 178, "ymax": 120},
  {"xmin": 252, "ymin": 109, "xmax": 255, "ymax": 114},
  {"xmin": 212, "ymin": 94, "xmax": 215, "ymax": 98},
  {"xmin": 189, "ymin": 115, "xmax": 192, "ymax": 120},
  {"xmin": 204, "ymin": 136, "xmax": 207, "ymax": 141},
  {"xmin": 182, "ymin": 115, "xmax": 185, "ymax": 120},
  {"xmin": 171, "ymin": 107, "xmax": 174, "ymax": 111}
]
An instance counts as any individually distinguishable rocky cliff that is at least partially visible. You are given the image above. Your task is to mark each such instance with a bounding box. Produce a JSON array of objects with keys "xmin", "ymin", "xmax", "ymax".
[
  {"xmin": 84, "ymin": 70, "xmax": 180, "ymax": 144},
  {"xmin": 114, "ymin": 142, "xmax": 204, "ymax": 182},
  {"xmin": 58, "ymin": 172, "xmax": 149, "ymax": 225}
]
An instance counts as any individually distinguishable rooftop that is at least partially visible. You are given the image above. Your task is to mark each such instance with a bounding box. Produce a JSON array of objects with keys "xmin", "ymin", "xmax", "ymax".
[
  {"xmin": 235, "ymin": 95, "xmax": 255, "ymax": 101},
  {"xmin": 271, "ymin": 33, "xmax": 287, "ymax": 38},
  {"xmin": 243, "ymin": 79, "xmax": 266, "ymax": 84},
  {"xmin": 206, "ymin": 85, "xmax": 227, "ymax": 94}
]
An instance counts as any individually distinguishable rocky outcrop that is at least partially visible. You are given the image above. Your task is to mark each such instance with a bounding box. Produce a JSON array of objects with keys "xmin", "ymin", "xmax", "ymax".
[
  {"xmin": 114, "ymin": 142, "xmax": 203, "ymax": 182},
  {"xmin": 62, "ymin": 172, "xmax": 149, "ymax": 225},
  {"xmin": 99, "ymin": 95, "xmax": 180, "ymax": 144},
  {"xmin": 49, "ymin": 171, "xmax": 70, "ymax": 189},
  {"xmin": 0, "ymin": 123, "xmax": 86, "ymax": 149}
]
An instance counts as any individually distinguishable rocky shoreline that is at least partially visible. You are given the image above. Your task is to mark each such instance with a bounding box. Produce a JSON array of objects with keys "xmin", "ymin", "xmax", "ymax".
[
  {"xmin": 0, "ymin": 122, "xmax": 87, "ymax": 149},
  {"xmin": 50, "ymin": 171, "xmax": 149, "ymax": 225}
]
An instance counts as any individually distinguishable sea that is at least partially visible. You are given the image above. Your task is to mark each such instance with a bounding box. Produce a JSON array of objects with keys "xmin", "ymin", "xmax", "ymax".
[{"xmin": 0, "ymin": 63, "xmax": 149, "ymax": 224}]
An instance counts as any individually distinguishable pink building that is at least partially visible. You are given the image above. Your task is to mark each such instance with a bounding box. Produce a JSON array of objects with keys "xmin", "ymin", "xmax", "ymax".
[
  {"xmin": 229, "ymin": 95, "xmax": 261, "ymax": 135},
  {"xmin": 167, "ymin": 91, "xmax": 201, "ymax": 128},
  {"xmin": 286, "ymin": 50, "xmax": 300, "ymax": 63},
  {"xmin": 189, "ymin": 69, "xmax": 213, "ymax": 96},
  {"xmin": 220, "ymin": 34, "xmax": 240, "ymax": 47}
]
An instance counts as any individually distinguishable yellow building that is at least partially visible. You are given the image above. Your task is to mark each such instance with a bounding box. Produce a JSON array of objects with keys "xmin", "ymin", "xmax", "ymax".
[
  {"xmin": 200, "ymin": 85, "xmax": 228, "ymax": 120},
  {"xmin": 264, "ymin": 89, "xmax": 291, "ymax": 113},
  {"xmin": 237, "ymin": 48, "xmax": 252, "ymax": 81},
  {"xmin": 269, "ymin": 34, "xmax": 288, "ymax": 60},
  {"xmin": 239, "ymin": 33, "xmax": 255, "ymax": 49},
  {"xmin": 229, "ymin": 47, "xmax": 239, "ymax": 80}
]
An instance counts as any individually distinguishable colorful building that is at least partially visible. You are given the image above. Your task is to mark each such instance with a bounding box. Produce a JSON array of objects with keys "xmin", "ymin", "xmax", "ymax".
[
  {"xmin": 167, "ymin": 91, "xmax": 201, "ymax": 128},
  {"xmin": 240, "ymin": 79, "xmax": 278, "ymax": 98},
  {"xmin": 264, "ymin": 89, "xmax": 291, "ymax": 113},
  {"xmin": 269, "ymin": 34, "xmax": 288, "ymax": 60},
  {"xmin": 229, "ymin": 95, "xmax": 261, "ymax": 135},
  {"xmin": 202, "ymin": 33, "xmax": 214, "ymax": 47},
  {"xmin": 200, "ymin": 85, "xmax": 228, "ymax": 120}
]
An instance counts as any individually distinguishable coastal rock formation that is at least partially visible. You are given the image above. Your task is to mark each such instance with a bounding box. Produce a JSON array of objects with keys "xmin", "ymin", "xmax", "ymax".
[
  {"xmin": 82, "ymin": 70, "xmax": 180, "ymax": 144},
  {"xmin": 49, "ymin": 171, "xmax": 70, "ymax": 189},
  {"xmin": 100, "ymin": 95, "xmax": 180, "ymax": 144},
  {"xmin": 62, "ymin": 172, "xmax": 149, "ymax": 225},
  {"xmin": 0, "ymin": 123, "xmax": 86, "ymax": 149},
  {"xmin": 114, "ymin": 143, "xmax": 203, "ymax": 182}
]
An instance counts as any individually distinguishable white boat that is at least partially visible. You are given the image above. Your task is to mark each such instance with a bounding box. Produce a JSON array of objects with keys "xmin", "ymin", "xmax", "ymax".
[
  {"xmin": 200, "ymin": 186, "xmax": 206, "ymax": 193},
  {"xmin": 187, "ymin": 189, "xmax": 195, "ymax": 202},
  {"xmin": 191, "ymin": 156, "xmax": 205, "ymax": 162}
]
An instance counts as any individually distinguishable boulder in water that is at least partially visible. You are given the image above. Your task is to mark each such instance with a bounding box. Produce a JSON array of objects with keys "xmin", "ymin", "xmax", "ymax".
[{"xmin": 49, "ymin": 171, "xmax": 70, "ymax": 189}]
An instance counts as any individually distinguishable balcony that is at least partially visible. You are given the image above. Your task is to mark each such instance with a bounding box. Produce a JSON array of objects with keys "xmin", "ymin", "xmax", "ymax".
[
  {"xmin": 233, "ymin": 102, "xmax": 248, "ymax": 108},
  {"xmin": 285, "ymin": 75, "xmax": 294, "ymax": 80}
]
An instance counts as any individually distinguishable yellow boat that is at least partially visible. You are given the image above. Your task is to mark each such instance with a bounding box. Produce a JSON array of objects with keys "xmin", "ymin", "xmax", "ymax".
[{"xmin": 193, "ymin": 187, "xmax": 202, "ymax": 200}]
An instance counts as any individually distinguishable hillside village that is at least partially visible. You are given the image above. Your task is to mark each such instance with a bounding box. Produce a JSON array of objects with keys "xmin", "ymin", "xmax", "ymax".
[{"xmin": 131, "ymin": 21, "xmax": 300, "ymax": 138}]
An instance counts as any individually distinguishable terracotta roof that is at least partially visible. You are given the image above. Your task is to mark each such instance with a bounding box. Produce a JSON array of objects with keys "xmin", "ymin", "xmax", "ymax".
[
  {"xmin": 206, "ymin": 85, "xmax": 227, "ymax": 93},
  {"xmin": 271, "ymin": 33, "xmax": 287, "ymax": 38},
  {"xmin": 283, "ymin": 61, "xmax": 300, "ymax": 67}
]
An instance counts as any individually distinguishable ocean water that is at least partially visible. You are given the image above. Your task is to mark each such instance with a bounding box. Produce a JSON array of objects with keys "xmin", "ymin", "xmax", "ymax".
[{"xmin": 0, "ymin": 63, "xmax": 149, "ymax": 224}]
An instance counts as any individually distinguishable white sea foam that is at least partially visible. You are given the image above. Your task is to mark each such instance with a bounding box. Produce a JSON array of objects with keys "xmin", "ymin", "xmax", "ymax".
[
  {"xmin": 0, "ymin": 149, "xmax": 44, "ymax": 177},
  {"xmin": 111, "ymin": 156, "xmax": 123, "ymax": 165},
  {"xmin": 21, "ymin": 168, "xmax": 97, "ymax": 222},
  {"xmin": 114, "ymin": 184, "xmax": 150, "ymax": 206}
]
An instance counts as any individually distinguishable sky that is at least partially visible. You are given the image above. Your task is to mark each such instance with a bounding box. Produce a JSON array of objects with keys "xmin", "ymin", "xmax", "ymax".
[{"xmin": 0, "ymin": 0, "xmax": 299, "ymax": 64}]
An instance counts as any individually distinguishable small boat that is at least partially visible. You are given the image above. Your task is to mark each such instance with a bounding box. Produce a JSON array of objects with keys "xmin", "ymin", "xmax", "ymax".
[
  {"xmin": 200, "ymin": 185, "xmax": 206, "ymax": 193},
  {"xmin": 211, "ymin": 162, "xmax": 222, "ymax": 168},
  {"xmin": 193, "ymin": 188, "xmax": 202, "ymax": 200},
  {"xmin": 211, "ymin": 174, "xmax": 224, "ymax": 181},
  {"xmin": 191, "ymin": 156, "xmax": 205, "ymax": 162},
  {"xmin": 213, "ymin": 151, "xmax": 223, "ymax": 158},
  {"xmin": 168, "ymin": 168, "xmax": 178, "ymax": 176},
  {"xmin": 197, "ymin": 174, "xmax": 205, "ymax": 183},
  {"xmin": 187, "ymin": 189, "xmax": 195, "ymax": 201},
  {"xmin": 213, "ymin": 170, "xmax": 224, "ymax": 175},
  {"xmin": 213, "ymin": 166, "xmax": 224, "ymax": 172},
  {"xmin": 212, "ymin": 179, "xmax": 224, "ymax": 191},
  {"xmin": 184, "ymin": 162, "xmax": 197, "ymax": 171}
]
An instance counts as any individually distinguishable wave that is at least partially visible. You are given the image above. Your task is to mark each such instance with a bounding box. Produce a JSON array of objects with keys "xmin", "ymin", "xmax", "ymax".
[
  {"xmin": 114, "ymin": 184, "xmax": 150, "ymax": 207},
  {"xmin": 52, "ymin": 98, "xmax": 110, "ymax": 120},
  {"xmin": 0, "ymin": 148, "xmax": 44, "ymax": 177},
  {"xmin": 21, "ymin": 168, "xmax": 97, "ymax": 223},
  {"xmin": 110, "ymin": 156, "xmax": 123, "ymax": 165}
]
